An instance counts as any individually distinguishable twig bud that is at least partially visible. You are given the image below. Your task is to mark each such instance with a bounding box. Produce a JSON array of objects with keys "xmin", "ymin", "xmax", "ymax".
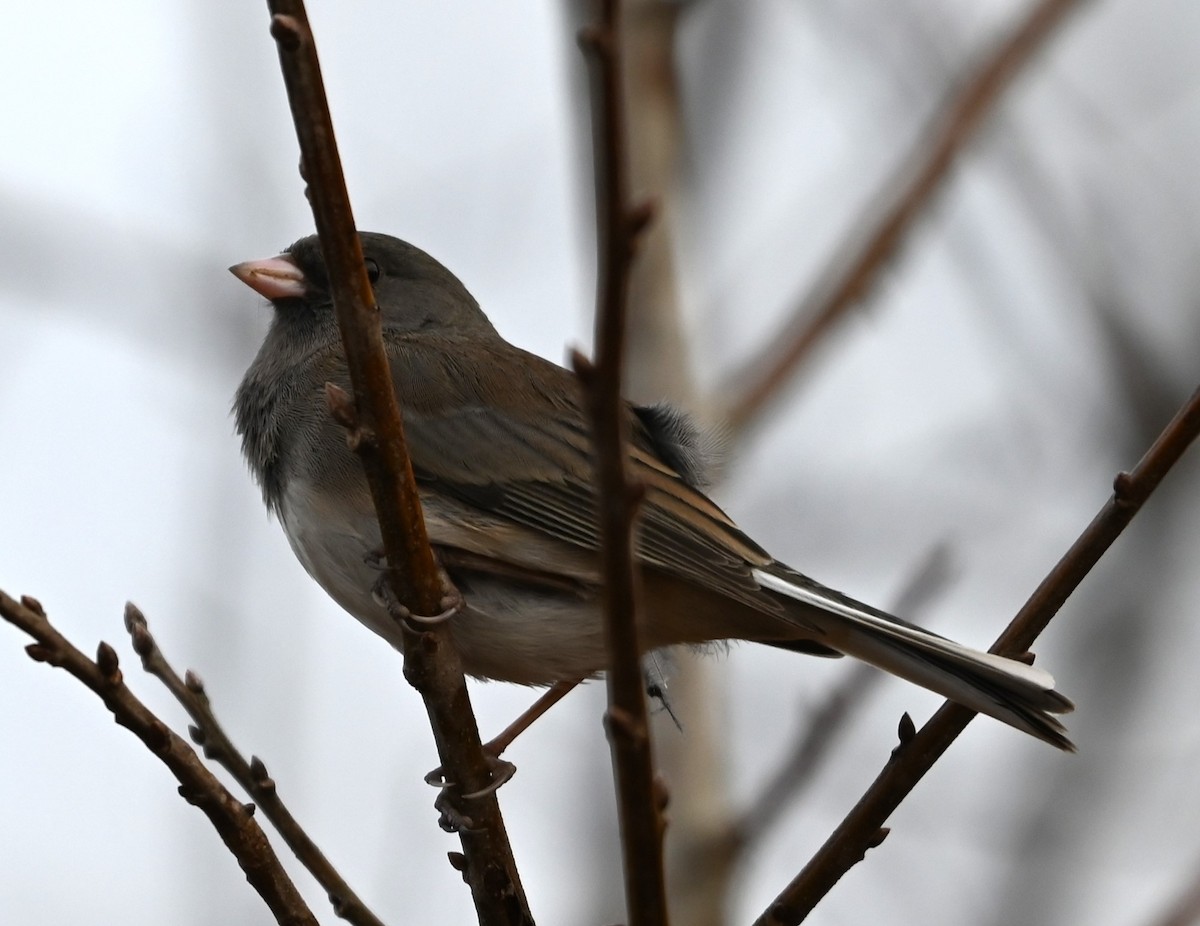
[
  {"xmin": 95, "ymin": 641, "xmax": 120, "ymax": 679},
  {"xmin": 25, "ymin": 643, "xmax": 52, "ymax": 663},
  {"xmin": 268, "ymin": 14, "xmax": 303, "ymax": 52},
  {"xmin": 123, "ymin": 601, "xmax": 147, "ymax": 634}
]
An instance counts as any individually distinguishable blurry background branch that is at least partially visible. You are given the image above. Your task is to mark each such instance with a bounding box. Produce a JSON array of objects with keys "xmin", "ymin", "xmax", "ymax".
[{"xmin": 722, "ymin": 0, "xmax": 1088, "ymax": 436}]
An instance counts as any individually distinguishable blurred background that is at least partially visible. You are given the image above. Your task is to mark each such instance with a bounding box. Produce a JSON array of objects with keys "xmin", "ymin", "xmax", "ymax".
[{"xmin": 4, "ymin": 1, "xmax": 1200, "ymax": 923}]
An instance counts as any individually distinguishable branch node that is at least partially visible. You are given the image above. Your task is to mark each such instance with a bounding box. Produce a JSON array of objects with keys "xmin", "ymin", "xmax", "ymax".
[
  {"xmin": 604, "ymin": 705, "xmax": 647, "ymax": 745},
  {"xmin": 324, "ymin": 381, "xmax": 357, "ymax": 426},
  {"xmin": 19, "ymin": 595, "xmax": 45, "ymax": 617},
  {"xmin": 1113, "ymin": 470, "xmax": 1136, "ymax": 504},
  {"xmin": 653, "ymin": 774, "xmax": 671, "ymax": 815},
  {"xmin": 447, "ymin": 851, "xmax": 468, "ymax": 873},
  {"xmin": 188, "ymin": 724, "xmax": 206, "ymax": 745},
  {"xmin": 867, "ymin": 827, "xmax": 891, "ymax": 850},
  {"xmin": 569, "ymin": 348, "xmax": 596, "ymax": 383},
  {"xmin": 576, "ymin": 23, "xmax": 610, "ymax": 56},
  {"xmin": 95, "ymin": 641, "xmax": 121, "ymax": 681},
  {"xmin": 184, "ymin": 669, "xmax": 206, "ymax": 694},
  {"xmin": 627, "ymin": 198, "xmax": 657, "ymax": 239},
  {"xmin": 268, "ymin": 14, "xmax": 303, "ymax": 52},
  {"xmin": 894, "ymin": 712, "xmax": 917, "ymax": 751},
  {"xmin": 325, "ymin": 381, "xmax": 376, "ymax": 452},
  {"xmin": 123, "ymin": 602, "xmax": 154, "ymax": 659},
  {"xmin": 25, "ymin": 643, "xmax": 53, "ymax": 663},
  {"xmin": 249, "ymin": 755, "xmax": 276, "ymax": 793}
]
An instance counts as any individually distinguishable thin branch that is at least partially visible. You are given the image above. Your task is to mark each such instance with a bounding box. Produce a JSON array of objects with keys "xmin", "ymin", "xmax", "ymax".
[
  {"xmin": 574, "ymin": 2, "xmax": 668, "ymax": 925},
  {"xmin": 263, "ymin": 4, "xmax": 531, "ymax": 923},
  {"xmin": 0, "ymin": 592, "xmax": 318, "ymax": 926},
  {"xmin": 754, "ymin": 384, "xmax": 1200, "ymax": 926},
  {"xmin": 121, "ymin": 604, "xmax": 384, "ymax": 926},
  {"xmin": 723, "ymin": 0, "xmax": 1088, "ymax": 435}
]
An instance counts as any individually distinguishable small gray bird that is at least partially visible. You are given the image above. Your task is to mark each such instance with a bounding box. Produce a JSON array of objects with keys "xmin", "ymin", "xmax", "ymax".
[{"xmin": 231, "ymin": 232, "xmax": 1074, "ymax": 749}]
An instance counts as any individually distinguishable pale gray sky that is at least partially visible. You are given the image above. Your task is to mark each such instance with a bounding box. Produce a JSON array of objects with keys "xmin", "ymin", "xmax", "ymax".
[{"xmin": 4, "ymin": 2, "xmax": 1200, "ymax": 924}]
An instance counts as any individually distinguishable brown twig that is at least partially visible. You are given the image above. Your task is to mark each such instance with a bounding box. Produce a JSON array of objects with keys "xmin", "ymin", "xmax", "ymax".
[
  {"xmin": 723, "ymin": 0, "xmax": 1088, "ymax": 435},
  {"xmin": 0, "ymin": 592, "xmax": 318, "ymax": 926},
  {"xmin": 120, "ymin": 603, "xmax": 384, "ymax": 926},
  {"xmin": 264, "ymin": 4, "xmax": 531, "ymax": 923},
  {"xmin": 754, "ymin": 384, "xmax": 1200, "ymax": 925},
  {"xmin": 573, "ymin": 2, "xmax": 668, "ymax": 925}
]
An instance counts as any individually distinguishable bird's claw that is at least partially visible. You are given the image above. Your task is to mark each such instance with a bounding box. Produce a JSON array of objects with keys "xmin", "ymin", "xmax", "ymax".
[
  {"xmin": 425, "ymin": 754, "xmax": 517, "ymax": 800},
  {"xmin": 462, "ymin": 759, "xmax": 516, "ymax": 799},
  {"xmin": 371, "ymin": 573, "xmax": 463, "ymax": 626},
  {"xmin": 435, "ymin": 791, "xmax": 484, "ymax": 834}
]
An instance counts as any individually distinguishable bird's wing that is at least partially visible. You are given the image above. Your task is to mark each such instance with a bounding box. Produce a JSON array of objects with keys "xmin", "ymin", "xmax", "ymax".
[{"xmin": 388, "ymin": 335, "xmax": 777, "ymax": 610}]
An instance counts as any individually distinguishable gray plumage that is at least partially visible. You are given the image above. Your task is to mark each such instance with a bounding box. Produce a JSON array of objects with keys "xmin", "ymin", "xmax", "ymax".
[{"xmin": 232, "ymin": 232, "xmax": 1075, "ymax": 749}]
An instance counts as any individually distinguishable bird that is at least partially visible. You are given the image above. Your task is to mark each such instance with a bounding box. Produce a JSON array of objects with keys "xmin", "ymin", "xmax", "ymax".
[{"xmin": 230, "ymin": 231, "xmax": 1074, "ymax": 749}]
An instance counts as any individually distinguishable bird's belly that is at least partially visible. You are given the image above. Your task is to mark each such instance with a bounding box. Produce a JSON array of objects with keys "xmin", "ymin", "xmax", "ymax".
[
  {"xmin": 278, "ymin": 479, "xmax": 609, "ymax": 683},
  {"xmin": 278, "ymin": 479, "xmax": 402, "ymax": 645}
]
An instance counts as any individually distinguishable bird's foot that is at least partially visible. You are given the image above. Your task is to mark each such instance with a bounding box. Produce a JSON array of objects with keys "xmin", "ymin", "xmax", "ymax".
[
  {"xmin": 434, "ymin": 791, "xmax": 486, "ymax": 834},
  {"xmin": 370, "ymin": 568, "xmax": 463, "ymax": 626},
  {"xmin": 426, "ymin": 753, "xmax": 518, "ymax": 806}
]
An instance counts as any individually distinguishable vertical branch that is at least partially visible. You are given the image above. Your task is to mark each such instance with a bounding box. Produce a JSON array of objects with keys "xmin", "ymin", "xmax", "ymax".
[
  {"xmin": 574, "ymin": 2, "xmax": 668, "ymax": 925},
  {"xmin": 616, "ymin": 5, "xmax": 728, "ymax": 925},
  {"xmin": 263, "ymin": 4, "xmax": 532, "ymax": 923}
]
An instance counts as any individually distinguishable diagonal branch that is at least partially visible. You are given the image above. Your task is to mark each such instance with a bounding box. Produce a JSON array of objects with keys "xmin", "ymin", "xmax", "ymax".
[
  {"xmin": 573, "ymin": 2, "xmax": 668, "ymax": 925},
  {"xmin": 121, "ymin": 604, "xmax": 384, "ymax": 926},
  {"xmin": 0, "ymin": 592, "xmax": 318, "ymax": 926},
  {"xmin": 723, "ymin": 0, "xmax": 1089, "ymax": 435},
  {"xmin": 754, "ymin": 384, "xmax": 1200, "ymax": 925},
  {"xmin": 263, "ymin": 4, "xmax": 531, "ymax": 923}
]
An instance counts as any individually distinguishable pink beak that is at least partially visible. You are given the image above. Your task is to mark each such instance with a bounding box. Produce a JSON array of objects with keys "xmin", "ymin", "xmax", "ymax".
[{"xmin": 229, "ymin": 255, "xmax": 308, "ymax": 300}]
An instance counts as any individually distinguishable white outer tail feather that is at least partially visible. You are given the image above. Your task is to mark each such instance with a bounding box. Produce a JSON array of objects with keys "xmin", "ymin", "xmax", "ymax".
[{"xmin": 753, "ymin": 567, "xmax": 1075, "ymax": 750}]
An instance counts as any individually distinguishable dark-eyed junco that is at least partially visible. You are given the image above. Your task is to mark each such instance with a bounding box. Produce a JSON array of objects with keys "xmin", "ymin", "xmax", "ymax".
[{"xmin": 231, "ymin": 232, "xmax": 1074, "ymax": 749}]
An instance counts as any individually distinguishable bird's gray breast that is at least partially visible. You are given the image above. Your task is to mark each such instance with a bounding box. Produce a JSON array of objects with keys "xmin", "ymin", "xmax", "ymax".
[{"xmin": 278, "ymin": 476, "xmax": 402, "ymax": 646}]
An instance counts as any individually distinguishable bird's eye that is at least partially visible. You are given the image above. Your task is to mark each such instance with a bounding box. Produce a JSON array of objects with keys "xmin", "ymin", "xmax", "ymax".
[{"xmin": 364, "ymin": 258, "xmax": 381, "ymax": 284}]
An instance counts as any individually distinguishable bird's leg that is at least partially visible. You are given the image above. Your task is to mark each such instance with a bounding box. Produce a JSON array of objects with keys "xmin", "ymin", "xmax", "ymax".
[
  {"xmin": 483, "ymin": 679, "xmax": 580, "ymax": 757},
  {"xmin": 423, "ymin": 679, "xmax": 581, "ymax": 800}
]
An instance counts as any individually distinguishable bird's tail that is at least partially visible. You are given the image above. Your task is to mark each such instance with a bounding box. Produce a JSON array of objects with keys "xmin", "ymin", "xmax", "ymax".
[{"xmin": 754, "ymin": 566, "xmax": 1075, "ymax": 750}]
